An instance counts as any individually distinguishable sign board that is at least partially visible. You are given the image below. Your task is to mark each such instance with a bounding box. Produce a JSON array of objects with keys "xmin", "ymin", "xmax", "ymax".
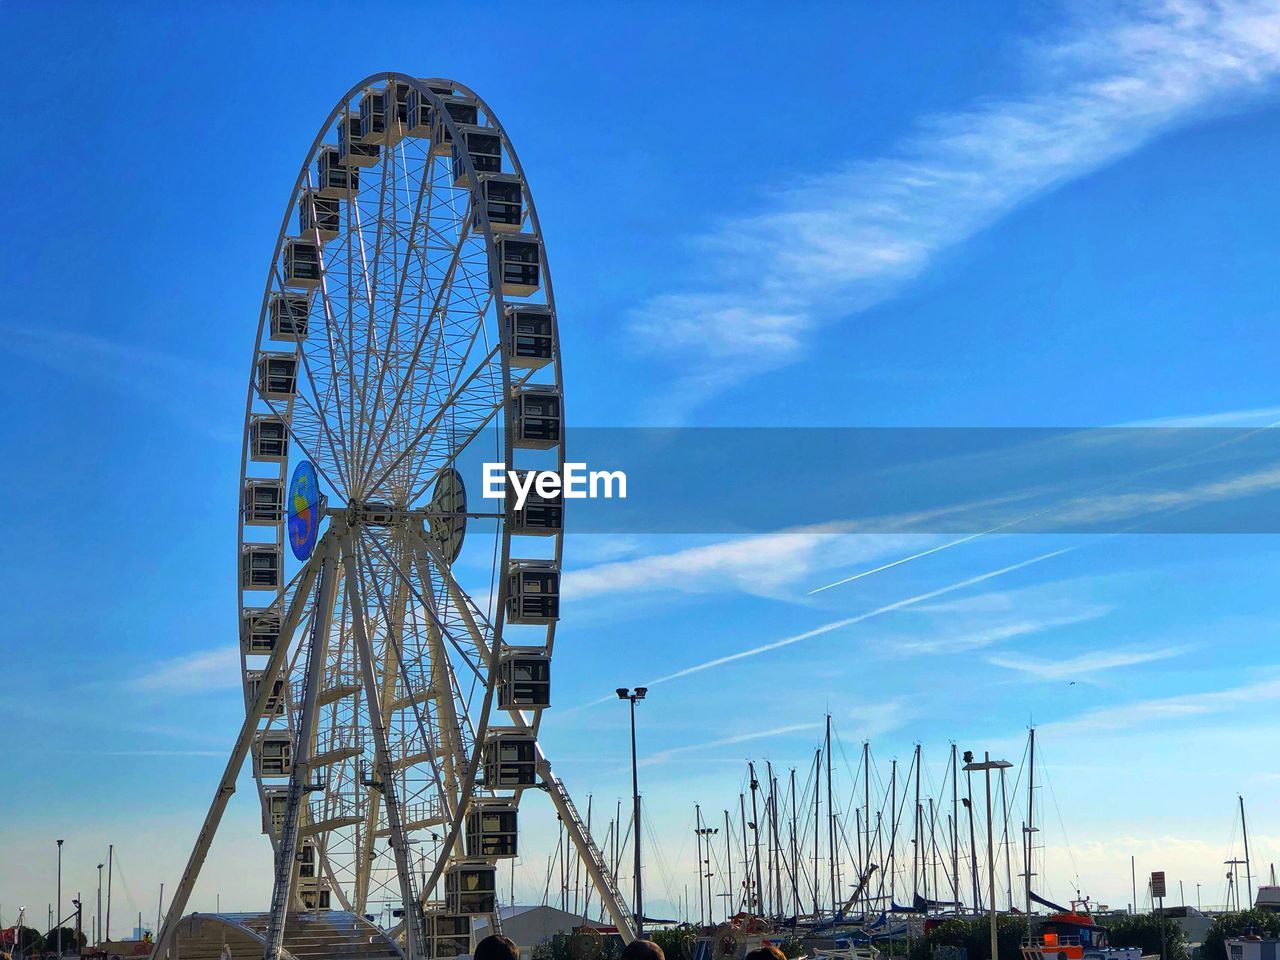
[
  {"xmin": 287, "ymin": 460, "xmax": 322, "ymax": 560},
  {"xmin": 1151, "ymin": 871, "xmax": 1167, "ymax": 899}
]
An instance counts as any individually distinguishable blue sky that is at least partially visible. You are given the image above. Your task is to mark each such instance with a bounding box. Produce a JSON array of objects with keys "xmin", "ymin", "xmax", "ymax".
[{"xmin": 2, "ymin": 0, "xmax": 1280, "ymax": 936}]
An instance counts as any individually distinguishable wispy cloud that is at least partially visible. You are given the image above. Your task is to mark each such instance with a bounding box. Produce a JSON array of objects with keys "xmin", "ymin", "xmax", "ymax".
[
  {"xmin": 565, "ymin": 530, "xmax": 924, "ymax": 602},
  {"xmin": 887, "ymin": 609, "xmax": 1108, "ymax": 658},
  {"xmin": 1035, "ymin": 674, "xmax": 1280, "ymax": 737},
  {"xmin": 640, "ymin": 722, "xmax": 820, "ymax": 767},
  {"xmin": 0, "ymin": 322, "xmax": 240, "ymax": 441},
  {"xmin": 988, "ymin": 644, "xmax": 1190, "ymax": 681},
  {"xmin": 126, "ymin": 647, "xmax": 241, "ymax": 694},
  {"xmin": 632, "ymin": 1, "xmax": 1280, "ymax": 413}
]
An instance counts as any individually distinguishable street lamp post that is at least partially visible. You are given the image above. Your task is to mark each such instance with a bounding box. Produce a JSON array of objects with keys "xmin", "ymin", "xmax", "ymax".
[
  {"xmin": 617, "ymin": 686, "xmax": 648, "ymax": 938},
  {"xmin": 56, "ymin": 840, "xmax": 64, "ymax": 960},
  {"xmin": 964, "ymin": 753, "xmax": 1012, "ymax": 960}
]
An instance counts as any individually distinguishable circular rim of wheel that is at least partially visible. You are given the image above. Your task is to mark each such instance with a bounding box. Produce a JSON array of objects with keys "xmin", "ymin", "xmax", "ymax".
[{"xmin": 234, "ymin": 72, "xmax": 564, "ymax": 932}]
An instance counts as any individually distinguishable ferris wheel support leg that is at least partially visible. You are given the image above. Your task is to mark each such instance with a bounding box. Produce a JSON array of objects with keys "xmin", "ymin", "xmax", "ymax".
[
  {"xmin": 344, "ymin": 531, "xmax": 426, "ymax": 960},
  {"xmin": 148, "ymin": 543, "xmax": 327, "ymax": 960},
  {"xmin": 263, "ymin": 533, "xmax": 342, "ymax": 960},
  {"xmin": 536, "ymin": 748, "xmax": 640, "ymax": 944},
  {"xmin": 353, "ymin": 536, "xmax": 411, "ymax": 915}
]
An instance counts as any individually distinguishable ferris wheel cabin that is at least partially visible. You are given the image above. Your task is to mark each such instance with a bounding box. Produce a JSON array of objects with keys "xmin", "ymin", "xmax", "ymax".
[
  {"xmin": 512, "ymin": 385, "xmax": 562, "ymax": 448},
  {"xmin": 444, "ymin": 861, "xmax": 497, "ymax": 915},
  {"xmin": 249, "ymin": 414, "xmax": 289, "ymax": 461},
  {"xmin": 497, "ymin": 647, "xmax": 552, "ymax": 709},
  {"xmin": 496, "ymin": 234, "xmax": 542, "ymax": 297},
  {"xmin": 261, "ymin": 785, "xmax": 288, "ymax": 837},
  {"xmin": 465, "ymin": 800, "xmax": 519, "ymax": 858},
  {"xmin": 269, "ymin": 292, "xmax": 311, "ymax": 341},
  {"xmin": 482, "ymin": 730, "xmax": 539, "ymax": 788},
  {"xmin": 508, "ymin": 472, "xmax": 564, "ymax": 536},
  {"xmin": 452, "ymin": 125, "xmax": 502, "ymax": 188},
  {"xmin": 403, "ymin": 83, "xmax": 460, "ymax": 139},
  {"xmin": 241, "ymin": 543, "xmax": 282, "ymax": 591},
  {"xmin": 245, "ymin": 669, "xmax": 286, "ymax": 717},
  {"xmin": 338, "ymin": 113, "xmax": 380, "ymax": 168},
  {"xmin": 298, "ymin": 189, "xmax": 340, "ymax": 243},
  {"xmin": 504, "ymin": 306, "xmax": 555, "ymax": 369},
  {"xmin": 253, "ymin": 730, "xmax": 293, "ymax": 777},
  {"xmin": 242, "ymin": 478, "xmax": 284, "ymax": 525},
  {"xmin": 240, "ymin": 608, "xmax": 281, "ymax": 655},
  {"xmin": 424, "ymin": 913, "xmax": 471, "ymax": 960},
  {"xmin": 430, "ymin": 96, "xmax": 480, "ymax": 157},
  {"xmin": 256, "ymin": 352, "xmax": 298, "ymax": 401},
  {"xmin": 317, "ymin": 147, "xmax": 359, "ymax": 199},
  {"xmin": 283, "ymin": 238, "xmax": 322, "ymax": 288},
  {"xmin": 478, "ymin": 174, "xmax": 523, "ymax": 233},
  {"xmin": 506, "ymin": 559, "xmax": 560, "ymax": 624}
]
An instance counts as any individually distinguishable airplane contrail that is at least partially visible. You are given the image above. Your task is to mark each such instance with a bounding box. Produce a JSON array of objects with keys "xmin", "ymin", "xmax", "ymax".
[
  {"xmin": 571, "ymin": 544, "xmax": 1076, "ymax": 711},
  {"xmin": 808, "ymin": 417, "xmax": 1280, "ymax": 595}
]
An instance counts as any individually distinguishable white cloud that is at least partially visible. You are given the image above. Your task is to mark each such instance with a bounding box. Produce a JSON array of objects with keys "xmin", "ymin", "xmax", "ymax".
[
  {"xmin": 988, "ymin": 644, "xmax": 1190, "ymax": 681},
  {"xmin": 640, "ymin": 722, "xmax": 821, "ymax": 767},
  {"xmin": 631, "ymin": 0, "xmax": 1280, "ymax": 413},
  {"xmin": 888, "ymin": 609, "xmax": 1109, "ymax": 657},
  {"xmin": 127, "ymin": 647, "xmax": 241, "ymax": 694},
  {"xmin": 564, "ymin": 530, "xmax": 925, "ymax": 601},
  {"xmin": 1035, "ymin": 674, "xmax": 1280, "ymax": 737}
]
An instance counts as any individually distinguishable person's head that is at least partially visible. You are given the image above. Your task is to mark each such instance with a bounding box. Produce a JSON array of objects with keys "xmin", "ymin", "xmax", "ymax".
[
  {"xmin": 743, "ymin": 946, "xmax": 785, "ymax": 960},
  {"xmin": 475, "ymin": 935, "xmax": 520, "ymax": 960},
  {"xmin": 619, "ymin": 940, "xmax": 665, "ymax": 960}
]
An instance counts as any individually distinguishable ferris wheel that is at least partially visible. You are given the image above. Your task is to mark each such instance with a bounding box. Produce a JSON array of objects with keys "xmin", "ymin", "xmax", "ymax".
[{"xmin": 151, "ymin": 74, "xmax": 636, "ymax": 960}]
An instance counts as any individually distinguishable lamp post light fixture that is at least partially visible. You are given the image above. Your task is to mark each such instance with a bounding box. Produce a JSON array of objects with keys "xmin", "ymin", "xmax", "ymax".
[
  {"xmin": 963, "ymin": 753, "xmax": 1013, "ymax": 960},
  {"xmin": 617, "ymin": 686, "xmax": 648, "ymax": 937}
]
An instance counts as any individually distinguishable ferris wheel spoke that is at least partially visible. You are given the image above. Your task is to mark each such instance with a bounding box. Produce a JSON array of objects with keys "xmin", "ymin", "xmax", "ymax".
[
  {"xmin": 355, "ymin": 142, "xmax": 441, "ymax": 485},
  {"xmin": 361, "ymin": 528, "xmax": 486, "ymax": 684},
  {"xmin": 359, "ymin": 196, "xmax": 481, "ymax": 494}
]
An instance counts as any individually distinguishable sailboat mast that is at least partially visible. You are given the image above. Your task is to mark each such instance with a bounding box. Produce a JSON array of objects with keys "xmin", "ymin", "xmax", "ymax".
[
  {"xmin": 725, "ymin": 809, "xmax": 735, "ymax": 921},
  {"xmin": 951, "ymin": 744, "xmax": 959, "ymax": 912},
  {"xmin": 826, "ymin": 715, "xmax": 837, "ymax": 916},
  {"xmin": 813, "ymin": 748, "xmax": 821, "ymax": 916},
  {"xmin": 790, "ymin": 769, "xmax": 801, "ymax": 918},
  {"xmin": 1241, "ymin": 795, "xmax": 1253, "ymax": 909},
  {"xmin": 913, "ymin": 744, "xmax": 922, "ymax": 903},
  {"xmin": 1000, "ymin": 766, "xmax": 1013, "ymax": 910},
  {"xmin": 1025, "ymin": 727, "xmax": 1035, "ymax": 916},
  {"xmin": 888, "ymin": 758, "xmax": 898, "ymax": 909},
  {"xmin": 864, "ymin": 741, "xmax": 872, "ymax": 912},
  {"xmin": 740, "ymin": 792, "xmax": 752, "ymax": 914},
  {"xmin": 749, "ymin": 763, "xmax": 765, "ymax": 918}
]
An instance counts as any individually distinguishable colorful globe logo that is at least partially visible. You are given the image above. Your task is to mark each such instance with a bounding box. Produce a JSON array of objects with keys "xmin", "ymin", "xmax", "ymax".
[{"xmin": 287, "ymin": 460, "xmax": 321, "ymax": 560}]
